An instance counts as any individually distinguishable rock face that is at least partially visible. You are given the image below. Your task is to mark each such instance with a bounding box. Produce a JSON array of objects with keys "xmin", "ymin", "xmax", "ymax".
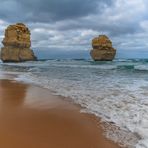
[
  {"xmin": 90, "ymin": 35, "xmax": 116, "ymax": 61},
  {"xmin": 1, "ymin": 23, "xmax": 37, "ymax": 62}
]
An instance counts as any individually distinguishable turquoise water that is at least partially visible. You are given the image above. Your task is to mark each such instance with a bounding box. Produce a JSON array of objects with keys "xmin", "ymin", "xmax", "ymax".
[{"xmin": 1, "ymin": 59, "xmax": 148, "ymax": 147}]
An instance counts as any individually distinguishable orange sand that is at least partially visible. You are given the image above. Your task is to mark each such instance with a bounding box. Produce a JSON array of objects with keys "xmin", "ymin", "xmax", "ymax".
[{"xmin": 0, "ymin": 79, "xmax": 120, "ymax": 148}]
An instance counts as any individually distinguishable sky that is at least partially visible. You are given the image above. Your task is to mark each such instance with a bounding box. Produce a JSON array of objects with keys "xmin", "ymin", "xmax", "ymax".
[{"xmin": 0, "ymin": 0, "xmax": 148, "ymax": 59}]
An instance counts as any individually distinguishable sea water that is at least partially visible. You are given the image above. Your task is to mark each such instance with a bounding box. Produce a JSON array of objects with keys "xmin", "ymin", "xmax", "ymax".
[{"xmin": 1, "ymin": 59, "xmax": 148, "ymax": 147}]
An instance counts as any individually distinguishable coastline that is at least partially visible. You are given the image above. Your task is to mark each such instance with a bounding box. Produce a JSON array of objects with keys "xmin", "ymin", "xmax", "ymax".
[{"xmin": 0, "ymin": 77, "xmax": 120, "ymax": 148}]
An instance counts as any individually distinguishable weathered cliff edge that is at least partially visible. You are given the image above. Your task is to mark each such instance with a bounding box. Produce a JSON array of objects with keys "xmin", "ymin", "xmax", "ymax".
[
  {"xmin": 0, "ymin": 23, "xmax": 37, "ymax": 62},
  {"xmin": 90, "ymin": 35, "xmax": 116, "ymax": 61}
]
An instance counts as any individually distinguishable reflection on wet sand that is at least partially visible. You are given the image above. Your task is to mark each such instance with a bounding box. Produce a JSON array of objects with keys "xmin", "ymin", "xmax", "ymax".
[
  {"xmin": 0, "ymin": 79, "xmax": 119, "ymax": 148},
  {"xmin": 0, "ymin": 80, "xmax": 27, "ymax": 110}
]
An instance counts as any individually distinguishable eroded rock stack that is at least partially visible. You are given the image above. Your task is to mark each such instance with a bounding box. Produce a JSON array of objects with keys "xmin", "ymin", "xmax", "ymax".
[
  {"xmin": 90, "ymin": 35, "xmax": 116, "ymax": 61},
  {"xmin": 1, "ymin": 23, "xmax": 37, "ymax": 62}
]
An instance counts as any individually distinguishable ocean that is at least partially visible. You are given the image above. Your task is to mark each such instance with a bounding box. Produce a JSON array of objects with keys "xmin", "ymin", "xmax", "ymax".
[{"xmin": 1, "ymin": 59, "xmax": 148, "ymax": 148}]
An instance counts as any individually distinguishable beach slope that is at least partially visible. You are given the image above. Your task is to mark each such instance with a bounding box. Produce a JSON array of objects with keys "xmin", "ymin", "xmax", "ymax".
[{"xmin": 0, "ymin": 79, "xmax": 119, "ymax": 148}]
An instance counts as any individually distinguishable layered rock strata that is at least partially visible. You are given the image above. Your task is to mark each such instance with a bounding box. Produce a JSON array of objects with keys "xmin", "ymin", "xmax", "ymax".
[
  {"xmin": 90, "ymin": 35, "xmax": 116, "ymax": 61},
  {"xmin": 1, "ymin": 23, "xmax": 37, "ymax": 62}
]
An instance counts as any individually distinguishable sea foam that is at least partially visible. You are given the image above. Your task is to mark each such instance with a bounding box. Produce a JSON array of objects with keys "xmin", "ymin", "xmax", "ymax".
[{"xmin": 1, "ymin": 59, "xmax": 148, "ymax": 147}]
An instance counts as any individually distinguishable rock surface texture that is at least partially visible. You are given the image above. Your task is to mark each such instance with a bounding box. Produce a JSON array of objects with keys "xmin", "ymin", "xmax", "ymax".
[
  {"xmin": 1, "ymin": 23, "xmax": 37, "ymax": 62},
  {"xmin": 90, "ymin": 35, "xmax": 116, "ymax": 61}
]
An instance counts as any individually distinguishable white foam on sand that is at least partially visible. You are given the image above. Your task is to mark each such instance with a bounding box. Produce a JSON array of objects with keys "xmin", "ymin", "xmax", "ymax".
[
  {"xmin": 2, "ymin": 59, "xmax": 148, "ymax": 147},
  {"xmin": 14, "ymin": 72, "xmax": 148, "ymax": 148},
  {"xmin": 0, "ymin": 71, "xmax": 25, "ymax": 80}
]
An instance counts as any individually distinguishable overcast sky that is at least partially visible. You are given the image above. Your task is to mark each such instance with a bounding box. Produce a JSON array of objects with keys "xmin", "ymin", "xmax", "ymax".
[{"xmin": 0, "ymin": 0, "xmax": 148, "ymax": 59}]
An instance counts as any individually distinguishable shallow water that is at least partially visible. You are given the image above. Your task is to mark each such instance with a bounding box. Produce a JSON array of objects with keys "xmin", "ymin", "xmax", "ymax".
[{"xmin": 1, "ymin": 59, "xmax": 148, "ymax": 147}]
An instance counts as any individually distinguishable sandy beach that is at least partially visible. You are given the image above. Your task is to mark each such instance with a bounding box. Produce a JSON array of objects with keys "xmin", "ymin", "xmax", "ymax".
[{"xmin": 0, "ymin": 79, "xmax": 121, "ymax": 148}]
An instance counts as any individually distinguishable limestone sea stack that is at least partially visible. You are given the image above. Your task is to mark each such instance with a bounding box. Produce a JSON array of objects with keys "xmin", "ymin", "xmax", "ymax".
[
  {"xmin": 90, "ymin": 35, "xmax": 116, "ymax": 61},
  {"xmin": 0, "ymin": 23, "xmax": 37, "ymax": 62}
]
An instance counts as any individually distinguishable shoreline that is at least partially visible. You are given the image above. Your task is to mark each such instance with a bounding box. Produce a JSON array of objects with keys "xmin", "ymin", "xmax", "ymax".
[{"xmin": 0, "ymin": 78, "xmax": 120, "ymax": 148}]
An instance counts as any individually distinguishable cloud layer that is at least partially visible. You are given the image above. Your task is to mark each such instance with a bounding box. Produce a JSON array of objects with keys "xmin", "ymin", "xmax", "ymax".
[{"xmin": 0, "ymin": 0, "xmax": 148, "ymax": 58}]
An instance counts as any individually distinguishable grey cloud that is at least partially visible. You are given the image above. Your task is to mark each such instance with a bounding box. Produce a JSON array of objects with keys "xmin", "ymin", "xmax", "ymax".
[
  {"xmin": 0, "ymin": 0, "xmax": 148, "ymax": 59},
  {"xmin": 0, "ymin": 0, "xmax": 113, "ymax": 22},
  {"xmin": 54, "ymin": 18, "xmax": 139, "ymax": 36}
]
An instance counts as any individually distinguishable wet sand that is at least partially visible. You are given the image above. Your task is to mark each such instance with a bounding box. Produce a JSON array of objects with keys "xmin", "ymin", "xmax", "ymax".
[{"xmin": 0, "ymin": 79, "xmax": 120, "ymax": 148}]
